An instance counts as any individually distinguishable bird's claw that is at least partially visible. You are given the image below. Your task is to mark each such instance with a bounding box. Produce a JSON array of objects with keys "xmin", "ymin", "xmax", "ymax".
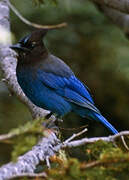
[
  {"xmin": 45, "ymin": 112, "xmax": 53, "ymax": 119},
  {"xmin": 42, "ymin": 120, "xmax": 59, "ymax": 130},
  {"xmin": 45, "ymin": 156, "xmax": 51, "ymax": 169}
]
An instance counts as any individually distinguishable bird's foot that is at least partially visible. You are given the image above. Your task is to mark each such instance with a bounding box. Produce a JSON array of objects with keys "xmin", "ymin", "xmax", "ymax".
[
  {"xmin": 55, "ymin": 115, "xmax": 63, "ymax": 127},
  {"xmin": 45, "ymin": 156, "xmax": 51, "ymax": 169},
  {"xmin": 45, "ymin": 112, "xmax": 53, "ymax": 119},
  {"xmin": 42, "ymin": 119, "xmax": 58, "ymax": 130},
  {"xmin": 43, "ymin": 114, "xmax": 63, "ymax": 131}
]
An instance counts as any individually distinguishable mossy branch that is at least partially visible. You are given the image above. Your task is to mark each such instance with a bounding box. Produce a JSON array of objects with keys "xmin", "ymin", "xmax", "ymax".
[{"xmin": 0, "ymin": 129, "xmax": 129, "ymax": 179}]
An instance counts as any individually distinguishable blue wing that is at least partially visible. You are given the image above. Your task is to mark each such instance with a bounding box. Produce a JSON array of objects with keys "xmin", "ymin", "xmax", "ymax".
[{"xmin": 37, "ymin": 70, "xmax": 100, "ymax": 114}]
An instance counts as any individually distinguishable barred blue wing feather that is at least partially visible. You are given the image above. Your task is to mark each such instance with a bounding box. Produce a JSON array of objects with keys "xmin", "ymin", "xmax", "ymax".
[
  {"xmin": 37, "ymin": 70, "xmax": 118, "ymax": 134},
  {"xmin": 37, "ymin": 70, "xmax": 95, "ymax": 104}
]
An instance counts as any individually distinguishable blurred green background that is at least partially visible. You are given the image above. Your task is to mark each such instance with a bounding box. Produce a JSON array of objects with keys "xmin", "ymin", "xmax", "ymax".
[{"xmin": 0, "ymin": 0, "xmax": 129, "ymax": 164}]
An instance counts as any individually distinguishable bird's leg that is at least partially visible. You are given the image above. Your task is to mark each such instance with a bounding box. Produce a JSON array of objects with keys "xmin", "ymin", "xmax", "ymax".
[
  {"xmin": 43, "ymin": 113, "xmax": 63, "ymax": 130},
  {"xmin": 45, "ymin": 156, "xmax": 51, "ymax": 169},
  {"xmin": 45, "ymin": 112, "xmax": 53, "ymax": 119},
  {"xmin": 48, "ymin": 115, "xmax": 63, "ymax": 130},
  {"xmin": 43, "ymin": 112, "xmax": 54, "ymax": 128},
  {"xmin": 43, "ymin": 113, "xmax": 59, "ymax": 130},
  {"xmin": 42, "ymin": 119, "xmax": 57, "ymax": 129},
  {"xmin": 55, "ymin": 115, "xmax": 63, "ymax": 127}
]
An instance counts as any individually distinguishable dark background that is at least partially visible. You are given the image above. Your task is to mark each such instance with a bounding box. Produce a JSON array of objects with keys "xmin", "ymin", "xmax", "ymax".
[{"xmin": 0, "ymin": 0, "xmax": 129, "ymax": 164}]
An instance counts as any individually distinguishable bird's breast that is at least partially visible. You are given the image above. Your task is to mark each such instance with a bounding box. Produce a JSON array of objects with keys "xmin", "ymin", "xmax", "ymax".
[{"xmin": 16, "ymin": 65, "xmax": 72, "ymax": 116}]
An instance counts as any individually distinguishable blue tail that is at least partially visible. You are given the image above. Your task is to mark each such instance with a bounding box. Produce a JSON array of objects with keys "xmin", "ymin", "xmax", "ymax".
[
  {"xmin": 72, "ymin": 105, "xmax": 118, "ymax": 134},
  {"xmin": 94, "ymin": 113, "xmax": 118, "ymax": 134}
]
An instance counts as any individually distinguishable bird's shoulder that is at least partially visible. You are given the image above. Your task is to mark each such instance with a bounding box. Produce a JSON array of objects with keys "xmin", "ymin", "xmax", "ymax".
[{"xmin": 38, "ymin": 54, "xmax": 74, "ymax": 78}]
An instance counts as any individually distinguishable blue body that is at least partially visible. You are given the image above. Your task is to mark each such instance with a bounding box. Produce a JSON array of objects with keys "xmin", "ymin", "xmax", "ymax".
[{"xmin": 17, "ymin": 54, "xmax": 118, "ymax": 134}]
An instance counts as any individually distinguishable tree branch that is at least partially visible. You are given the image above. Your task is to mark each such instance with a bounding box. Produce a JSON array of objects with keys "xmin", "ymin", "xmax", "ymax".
[
  {"xmin": 0, "ymin": 1, "xmax": 59, "ymax": 180},
  {"xmin": 0, "ymin": 131, "xmax": 59, "ymax": 180},
  {"xmin": 0, "ymin": 130, "xmax": 128, "ymax": 179},
  {"xmin": 0, "ymin": 0, "xmax": 50, "ymax": 119},
  {"xmin": 96, "ymin": 4, "xmax": 129, "ymax": 34},
  {"xmin": 62, "ymin": 131, "xmax": 129, "ymax": 148},
  {"xmin": 81, "ymin": 158, "xmax": 129, "ymax": 169},
  {"xmin": 7, "ymin": 0, "xmax": 67, "ymax": 29},
  {"xmin": 91, "ymin": 0, "xmax": 129, "ymax": 14},
  {"xmin": 9, "ymin": 172, "xmax": 47, "ymax": 179}
]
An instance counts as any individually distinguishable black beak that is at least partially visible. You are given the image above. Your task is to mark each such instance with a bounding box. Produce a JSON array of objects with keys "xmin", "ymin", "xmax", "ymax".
[{"xmin": 10, "ymin": 43, "xmax": 30, "ymax": 52}]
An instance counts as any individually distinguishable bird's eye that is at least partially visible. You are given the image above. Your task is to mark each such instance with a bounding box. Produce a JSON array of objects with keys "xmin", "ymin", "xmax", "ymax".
[
  {"xmin": 19, "ymin": 36, "xmax": 37, "ymax": 51},
  {"xmin": 25, "ymin": 41, "xmax": 36, "ymax": 50},
  {"xmin": 31, "ymin": 42, "xmax": 36, "ymax": 47}
]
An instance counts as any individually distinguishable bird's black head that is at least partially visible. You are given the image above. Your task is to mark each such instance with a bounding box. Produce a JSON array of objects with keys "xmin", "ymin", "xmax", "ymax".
[{"xmin": 10, "ymin": 29, "xmax": 48, "ymax": 55}]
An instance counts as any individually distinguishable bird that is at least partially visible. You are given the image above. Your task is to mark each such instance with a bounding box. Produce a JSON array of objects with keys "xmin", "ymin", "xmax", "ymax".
[{"xmin": 10, "ymin": 29, "xmax": 118, "ymax": 134}]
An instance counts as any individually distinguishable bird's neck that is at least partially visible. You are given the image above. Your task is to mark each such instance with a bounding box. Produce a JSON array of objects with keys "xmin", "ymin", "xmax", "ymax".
[{"xmin": 18, "ymin": 43, "xmax": 49, "ymax": 65}]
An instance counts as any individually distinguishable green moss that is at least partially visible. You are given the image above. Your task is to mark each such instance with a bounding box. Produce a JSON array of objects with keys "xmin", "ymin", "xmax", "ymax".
[
  {"xmin": 11, "ymin": 134, "xmax": 38, "ymax": 161},
  {"xmin": 10, "ymin": 118, "xmax": 46, "ymax": 161},
  {"xmin": 47, "ymin": 141, "xmax": 129, "ymax": 180}
]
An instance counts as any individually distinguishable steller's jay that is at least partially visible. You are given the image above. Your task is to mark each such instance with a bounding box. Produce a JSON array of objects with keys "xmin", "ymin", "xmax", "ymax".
[{"xmin": 10, "ymin": 29, "xmax": 118, "ymax": 134}]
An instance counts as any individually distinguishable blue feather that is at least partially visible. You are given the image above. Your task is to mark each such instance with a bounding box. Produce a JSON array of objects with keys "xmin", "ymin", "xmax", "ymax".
[
  {"xmin": 16, "ymin": 45, "xmax": 118, "ymax": 134},
  {"xmin": 38, "ymin": 70, "xmax": 94, "ymax": 104},
  {"xmin": 17, "ymin": 67, "xmax": 117, "ymax": 134},
  {"xmin": 17, "ymin": 68, "xmax": 72, "ymax": 116},
  {"xmin": 71, "ymin": 104, "xmax": 118, "ymax": 134},
  {"xmin": 94, "ymin": 113, "xmax": 118, "ymax": 134}
]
